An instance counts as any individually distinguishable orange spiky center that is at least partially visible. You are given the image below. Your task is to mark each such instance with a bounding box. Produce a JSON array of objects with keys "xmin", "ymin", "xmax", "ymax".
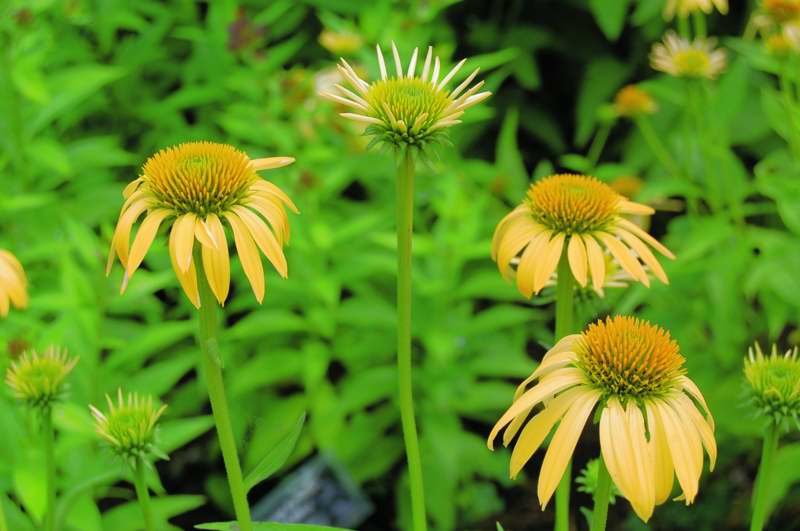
[
  {"xmin": 614, "ymin": 85, "xmax": 655, "ymax": 117},
  {"xmin": 576, "ymin": 316, "xmax": 685, "ymax": 399},
  {"xmin": 142, "ymin": 141, "xmax": 257, "ymax": 217},
  {"xmin": 526, "ymin": 174, "xmax": 620, "ymax": 234}
]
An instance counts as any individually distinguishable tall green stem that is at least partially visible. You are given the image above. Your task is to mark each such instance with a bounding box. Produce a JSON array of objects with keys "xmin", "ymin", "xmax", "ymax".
[
  {"xmin": 589, "ymin": 457, "xmax": 612, "ymax": 531},
  {"xmin": 553, "ymin": 253, "xmax": 575, "ymax": 531},
  {"xmin": 750, "ymin": 422, "xmax": 780, "ymax": 531},
  {"xmin": 196, "ymin": 258, "xmax": 253, "ymax": 531},
  {"xmin": 132, "ymin": 459, "xmax": 155, "ymax": 531},
  {"xmin": 396, "ymin": 149, "xmax": 427, "ymax": 531},
  {"xmin": 587, "ymin": 122, "xmax": 612, "ymax": 170},
  {"xmin": 42, "ymin": 409, "xmax": 55, "ymax": 531},
  {"xmin": 692, "ymin": 11, "xmax": 706, "ymax": 39},
  {"xmin": 677, "ymin": 16, "xmax": 690, "ymax": 39}
]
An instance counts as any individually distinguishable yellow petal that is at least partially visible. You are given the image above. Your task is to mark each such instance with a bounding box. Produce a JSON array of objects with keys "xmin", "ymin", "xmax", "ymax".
[
  {"xmin": 195, "ymin": 218, "xmax": 218, "ymax": 249},
  {"xmin": 516, "ymin": 232, "xmax": 548, "ymax": 298},
  {"xmin": 0, "ymin": 260, "xmax": 27, "ymax": 307},
  {"xmin": 597, "ymin": 232, "xmax": 649, "ymax": 286},
  {"xmin": 533, "ymin": 233, "xmax": 564, "ymax": 294},
  {"xmin": 122, "ymin": 177, "xmax": 143, "ymax": 199},
  {"xmin": 251, "ymin": 179, "xmax": 299, "ymax": 213},
  {"xmin": 0, "ymin": 251, "xmax": 25, "ymax": 280},
  {"xmin": 616, "ymin": 228, "xmax": 668, "ymax": 284},
  {"xmin": 495, "ymin": 217, "xmax": 541, "ymax": 278},
  {"xmin": 232, "ymin": 205, "xmax": 287, "ymax": 278},
  {"xmin": 200, "ymin": 214, "xmax": 230, "ymax": 305},
  {"xmin": 488, "ymin": 368, "xmax": 584, "ymax": 448},
  {"xmin": 537, "ymin": 388, "xmax": 600, "ymax": 508},
  {"xmin": 674, "ymin": 393, "xmax": 717, "ymax": 471},
  {"xmin": 679, "ymin": 376, "xmax": 715, "ymax": 430},
  {"xmin": 583, "ymin": 235, "xmax": 606, "ymax": 292},
  {"xmin": 247, "ymin": 195, "xmax": 290, "ymax": 245},
  {"xmin": 107, "ymin": 197, "xmax": 148, "ymax": 274},
  {"xmin": 645, "ymin": 402, "xmax": 675, "ymax": 505},
  {"xmin": 652, "ymin": 399, "xmax": 702, "ymax": 504},
  {"xmin": 567, "ymin": 235, "xmax": 588, "ymax": 287},
  {"xmin": 600, "ymin": 399, "xmax": 633, "ymax": 502},
  {"xmin": 169, "ymin": 223, "xmax": 200, "ymax": 308},
  {"xmin": 173, "ymin": 213, "xmax": 197, "ymax": 272},
  {"xmin": 623, "ymin": 402, "xmax": 656, "ymax": 521},
  {"xmin": 618, "ymin": 199, "xmax": 654, "ymax": 215},
  {"xmin": 224, "ymin": 211, "xmax": 265, "ymax": 303},
  {"xmin": 251, "ymin": 156, "xmax": 295, "ymax": 170},
  {"xmin": 491, "ymin": 205, "xmax": 529, "ymax": 259},
  {"xmin": 125, "ymin": 209, "xmax": 171, "ymax": 285},
  {"xmin": 531, "ymin": 350, "xmax": 578, "ymax": 380},
  {"xmin": 616, "ymin": 218, "xmax": 675, "ymax": 259}
]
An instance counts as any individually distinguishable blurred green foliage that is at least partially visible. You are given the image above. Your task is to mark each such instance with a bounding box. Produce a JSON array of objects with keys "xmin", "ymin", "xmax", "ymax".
[{"xmin": 1, "ymin": 0, "xmax": 800, "ymax": 530}]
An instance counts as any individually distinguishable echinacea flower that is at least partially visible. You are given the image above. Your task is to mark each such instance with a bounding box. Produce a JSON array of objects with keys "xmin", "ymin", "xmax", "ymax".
[
  {"xmin": 614, "ymin": 85, "xmax": 657, "ymax": 118},
  {"xmin": 5, "ymin": 347, "xmax": 78, "ymax": 409},
  {"xmin": 650, "ymin": 32, "xmax": 727, "ymax": 79},
  {"xmin": 320, "ymin": 42, "xmax": 491, "ymax": 151},
  {"xmin": 744, "ymin": 343, "xmax": 800, "ymax": 426},
  {"xmin": 106, "ymin": 141, "xmax": 298, "ymax": 308},
  {"xmin": 91, "ymin": 389, "xmax": 168, "ymax": 462},
  {"xmin": 491, "ymin": 174, "xmax": 674, "ymax": 298},
  {"xmin": 763, "ymin": 0, "xmax": 800, "ymax": 23},
  {"xmin": 664, "ymin": 0, "xmax": 728, "ymax": 19},
  {"xmin": 0, "ymin": 249, "xmax": 27, "ymax": 317},
  {"xmin": 488, "ymin": 316, "xmax": 716, "ymax": 522}
]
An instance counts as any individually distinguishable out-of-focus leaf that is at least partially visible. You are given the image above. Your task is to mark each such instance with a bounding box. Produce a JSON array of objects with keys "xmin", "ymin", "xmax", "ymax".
[
  {"xmin": 243, "ymin": 413, "xmax": 306, "ymax": 493},
  {"xmin": 588, "ymin": 0, "xmax": 631, "ymax": 40}
]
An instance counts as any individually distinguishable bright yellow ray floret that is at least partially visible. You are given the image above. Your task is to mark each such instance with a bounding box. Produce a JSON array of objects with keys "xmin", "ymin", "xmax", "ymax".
[
  {"xmin": 0, "ymin": 249, "xmax": 28, "ymax": 317},
  {"xmin": 106, "ymin": 141, "xmax": 298, "ymax": 308}
]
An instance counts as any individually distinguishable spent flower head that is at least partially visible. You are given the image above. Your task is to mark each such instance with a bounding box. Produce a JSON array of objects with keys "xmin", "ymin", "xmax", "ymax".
[
  {"xmin": 614, "ymin": 85, "xmax": 657, "ymax": 118},
  {"xmin": 107, "ymin": 141, "xmax": 298, "ymax": 308},
  {"xmin": 5, "ymin": 346, "xmax": 78, "ymax": 409},
  {"xmin": 651, "ymin": 32, "xmax": 727, "ymax": 79},
  {"xmin": 489, "ymin": 316, "xmax": 715, "ymax": 522},
  {"xmin": 664, "ymin": 0, "xmax": 728, "ymax": 19},
  {"xmin": 0, "ymin": 249, "xmax": 28, "ymax": 317},
  {"xmin": 321, "ymin": 42, "xmax": 491, "ymax": 153},
  {"xmin": 90, "ymin": 389, "xmax": 168, "ymax": 463},
  {"xmin": 744, "ymin": 343, "xmax": 800, "ymax": 427}
]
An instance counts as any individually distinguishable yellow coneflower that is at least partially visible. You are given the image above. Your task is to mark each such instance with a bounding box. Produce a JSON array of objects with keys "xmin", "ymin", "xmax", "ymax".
[
  {"xmin": 106, "ymin": 141, "xmax": 298, "ymax": 308},
  {"xmin": 650, "ymin": 32, "xmax": 727, "ymax": 79},
  {"xmin": 763, "ymin": 0, "xmax": 800, "ymax": 23},
  {"xmin": 614, "ymin": 85, "xmax": 657, "ymax": 119},
  {"xmin": 664, "ymin": 0, "xmax": 728, "ymax": 19},
  {"xmin": 488, "ymin": 316, "xmax": 716, "ymax": 522},
  {"xmin": 0, "ymin": 249, "xmax": 28, "ymax": 317},
  {"xmin": 320, "ymin": 42, "xmax": 491, "ymax": 150},
  {"xmin": 5, "ymin": 346, "xmax": 78, "ymax": 409},
  {"xmin": 491, "ymin": 174, "xmax": 674, "ymax": 298},
  {"xmin": 91, "ymin": 389, "xmax": 168, "ymax": 462}
]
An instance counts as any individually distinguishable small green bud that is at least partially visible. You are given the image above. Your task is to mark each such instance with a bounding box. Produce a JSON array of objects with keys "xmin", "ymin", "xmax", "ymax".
[
  {"xmin": 5, "ymin": 346, "xmax": 78, "ymax": 409},
  {"xmin": 744, "ymin": 343, "xmax": 800, "ymax": 427},
  {"xmin": 90, "ymin": 389, "xmax": 168, "ymax": 463}
]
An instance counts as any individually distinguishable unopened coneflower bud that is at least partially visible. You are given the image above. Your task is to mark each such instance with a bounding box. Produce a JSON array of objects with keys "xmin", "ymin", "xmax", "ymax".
[
  {"xmin": 5, "ymin": 347, "xmax": 78, "ymax": 409},
  {"xmin": 614, "ymin": 85, "xmax": 657, "ymax": 119},
  {"xmin": 744, "ymin": 343, "xmax": 800, "ymax": 426},
  {"xmin": 90, "ymin": 389, "xmax": 168, "ymax": 463}
]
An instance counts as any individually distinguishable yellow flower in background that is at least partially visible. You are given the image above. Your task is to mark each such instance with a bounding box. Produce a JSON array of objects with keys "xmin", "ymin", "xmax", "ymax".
[
  {"xmin": 106, "ymin": 141, "xmax": 298, "ymax": 308},
  {"xmin": 664, "ymin": 0, "xmax": 728, "ymax": 19},
  {"xmin": 320, "ymin": 42, "xmax": 491, "ymax": 150},
  {"xmin": 744, "ymin": 343, "xmax": 800, "ymax": 424},
  {"xmin": 614, "ymin": 85, "xmax": 657, "ymax": 118},
  {"xmin": 91, "ymin": 389, "xmax": 168, "ymax": 462},
  {"xmin": 488, "ymin": 316, "xmax": 716, "ymax": 522},
  {"xmin": 651, "ymin": 32, "xmax": 727, "ymax": 79},
  {"xmin": 491, "ymin": 174, "xmax": 674, "ymax": 298},
  {"xmin": 763, "ymin": 0, "xmax": 800, "ymax": 23},
  {"xmin": 0, "ymin": 249, "xmax": 28, "ymax": 317},
  {"xmin": 6, "ymin": 346, "xmax": 78, "ymax": 409},
  {"xmin": 318, "ymin": 29, "xmax": 363, "ymax": 55}
]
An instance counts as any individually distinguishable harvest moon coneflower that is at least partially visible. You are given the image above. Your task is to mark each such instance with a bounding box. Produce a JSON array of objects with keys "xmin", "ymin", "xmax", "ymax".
[
  {"xmin": 650, "ymin": 32, "xmax": 727, "ymax": 79},
  {"xmin": 492, "ymin": 174, "xmax": 675, "ymax": 298},
  {"xmin": 488, "ymin": 316, "xmax": 716, "ymax": 524},
  {"xmin": 106, "ymin": 141, "xmax": 297, "ymax": 307},
  {"xmin": 664, "ymin": 0, "xmax": 728, "ymax": 19},
  {"xmin": 0, "ymin": 249, "xmax": 28, "ymax": 317}
]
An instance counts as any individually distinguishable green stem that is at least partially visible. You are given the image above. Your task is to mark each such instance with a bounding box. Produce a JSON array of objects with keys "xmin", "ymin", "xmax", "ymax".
[
  {"xmin": 779, "ymin": 64, "xmax": 800, "ymax": 161},
  {"xmin": 692, "ymin": 11, "xmax": 706, "ymax": 39},
  {"xmin": 196, "ymin": 258, "xmax": 253, "ymax": 531},
  {"xmin": 553, "ymin": 253, "xmax": 575, "ymax": 531},
  {"xmin": 0, "ymin": 494, "xmax": 9, "ymax": 531},
  {"xmin": 132, "ymin": 459, "xmax": 155, "ymax": 531},
  {"xmin": 396, "ymin": 149, "xmax": 427, "ymax": 531},
  {"xmin": 589, "ymin": 457, "xmax": 612, "ymax": 531},
  {"xmin": 42, "ymin": 409, "xmax": 55, "ymax": 531},
  {"xmin": 750, "ymin": 422, "xmax": 780, "ymax": 531},
  {"xmin": 587, "ymin": 122, "xmax": 612, "ymax": 170},
  {"xmin": 678, "ymin": 15, "xmax": 690, "ymax": 39}
]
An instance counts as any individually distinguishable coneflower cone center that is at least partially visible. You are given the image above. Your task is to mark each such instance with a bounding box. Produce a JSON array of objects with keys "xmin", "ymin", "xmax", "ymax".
[
  {"xmin": 576, "ymin": 316, "xmax": 685, "ymax": 399},
  {"xmin": 366, "ymin": 79, "xmax": 452, "ymax": 136},
  {"xmin": 17, "ymin": 362, "xmax": 67, "ymax": 392},
  {"xmin": 746, "ymin": 358, "xmax": 800, "ymax": 406},
  {"xmin": 526, "ymin": 174, "xmax": 620, "ymax": 234},
  {"xmin": 142, "ymin": 141, "xmax": 256, "ymax": 217},
  {"xmin": 674, "ymin": 49, "xmax": 711, "ymax": 77}
]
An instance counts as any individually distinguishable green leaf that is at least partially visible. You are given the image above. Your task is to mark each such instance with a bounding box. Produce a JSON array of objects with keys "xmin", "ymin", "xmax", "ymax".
[
  {"xmin": 575, "ymin": 58, "xmax": 629, "ymax": 145},
  {"xmin": 244, "ymin": 413, "xmax": 306, "ymax": 493},
  {"xmin": 196, "ymin": 522, "xmax": 355, "ymax": 530},
  {"xmin": 102, "ymin": 495, "xmax": 205, "ymax": 531},
  {"xmin": 588, "ymin": 0, "xmax": 632, "ymax": 41},
  {"xmin": 159, "ymin": 416, "xmax": 215, "ymax": 454}
]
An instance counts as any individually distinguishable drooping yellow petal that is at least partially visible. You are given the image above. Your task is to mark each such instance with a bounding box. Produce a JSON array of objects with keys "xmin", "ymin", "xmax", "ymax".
[
  {"xmin": 646, "ymin": 402, "xmax": 675, "ymax": 505},
  {"xmin": 251, "ymin": 179, "xmax": 299, "ymax": 213},
  {"xmin": 224, "ymin": 211, "xmax": 265, "ymax": 303},
  {"xmin": 491, "ymin": 205, "xmax": 529, "ymax": 259},
  {"xmin": 597, "ymin": 232, "xmax": 649, "ymax": 286},
  {"xmin": 583, "ymin": 234, "xmax": 606, "ymax": 291},
  {"xmin": 516, "ymin": 232, "xmax": 548, "ymax": 297},
  {"xmin": 537, "ymin": 388, "xmax": 600, "ymax": 508},
  {"xmin": 623, "ymin": 402, "xmax": 656, "ymax": 521},
  {"xmin": 125, "ymin": 209, "xmax": 171, "ymax": 283},
  {"xmin": 107, "ymin": 197, "xmax": 149, "ymax": 274},
  {"xmin": 616, "ymin": 218, "xmax": 675, "ymax": 259},
  {"xmin": 496, "ymin": 217, "xmax": 541, "ymax": 278},
  {"xmin": 232, "ymin": 205, "xmax": 287, "ymax": 278},
  {"xmin": 679, "ymin": 376, "xmax": 715, "ymax": 430},
  {"xmin": 567, "ymin": 235, "xmax": 588, "ymax": 287},
  {"xmin": 0, "ymin": 260, "xmax": 27, "ymax": 307},
  {"xmin": 169, "ymin": 223, "xmax": 200, "ymax": 308},
  {"xmin": 674, "ymin": 393, "xmax": 717, "ymax": 471},
  {"xmin": 200, "ymin": 214, "xmax": 230, "ymax": 305},
  {"xmin": 533, "ymin": 233, "xmax": 565, "ymax": 294},
  {"xmin": 247, "ymin": 195, "xmax": 290, "ymax": 245},
  {"xmin": 616, "ymin": 228, "xmax": 668, "ymax": 284},
  {"xmin": 652, "ymin": 399, "xmax": 702, "ymax": 504},
  {"xmin": 531, "ymin": 350, "xmax": 578, "ymax": 380},
  {"xmin": 195, "ymin": 218, "xmax": 218, "ymax": 249},
  {"xmin": 172, "ymin": 213, "xmax": 197, "ymax": 272},
  {"xmin": 600, "ymin": 399, "xmax": 634, "ymax": 503}
]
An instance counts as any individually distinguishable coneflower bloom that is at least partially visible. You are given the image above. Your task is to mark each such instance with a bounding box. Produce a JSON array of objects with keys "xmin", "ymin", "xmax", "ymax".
[
  {"xmin": 488, "ymin": 316, "xmax": 716, "ymax": 522},
  {"xmin": 6, "ymin": 347, "xmax": 78, "ymax": 409},
  {"xmin": 0, "ymin": 249, "xmax": 27, "ymax": 316},
  {"xmin": 106, "ymin": 141, "xmax": 298, "ymax": 308},
  {"xmin": 744, "ymin": 343, "xmax": 800, "ymax": 425},
  {"xmin": 491, "ymin": 174, "xmax": 674, "ymax": 298},
  {"xmin": 763, "ymin": 0, "xmax": 800, "ymax": 23},
  {"xmin": 91, "ymin": 389, "xmax": 168, "ymax": 462},
  {"xmin": 320, "ymin": 42, "xmax": 491, "ymax": 150},
  {"xmin": 614, "ymin": 85, "xmax": 657, "ymax": 119},
  {"xmin": 664, "ymin": 0, "xmax": 728, "ymax": 19},
  {"xmin": 651, "ymin": 32, "xmax": 727, "ymax": 79}
]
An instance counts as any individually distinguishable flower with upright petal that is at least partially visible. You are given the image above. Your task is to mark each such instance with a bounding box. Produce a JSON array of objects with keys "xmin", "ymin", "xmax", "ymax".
[
  {"xmin": 91, "ymin": 389, "xmax": 168, "ymax": 462},
  {"xmin": 320, "ymin": 42, "xmax": 491, "ymax": 151},
  {"xmin": 614, "ymin": 85, "xmax": 657, "ymax": 118},
  {"xmin": 5, "ymin": 346, "xmax": 78, "ymax": 409},
  {"xmin": 491, "ymin": 174, "xmax": 674, "ymax": 298},
  {"xmin": 664, "ymin": 0, "xmax": 728, "ymax": 19},
  {"xmin": 744, "ymin": 343, "xmax": 800, "ymax": 426},
  {"xmin": 106, "ymin": 141, "xmax": 298, "ymax": 308},
  {"xmin": 0, "ymin": 249, "xmax": 27, "ymax": 317},
  {"xmin": 650, "ymin": 32, "xmax": 727, "ymax": 79},
  {"xmin": 488, "ymin": 316, "xmax": 716, "ymax": 522}
]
